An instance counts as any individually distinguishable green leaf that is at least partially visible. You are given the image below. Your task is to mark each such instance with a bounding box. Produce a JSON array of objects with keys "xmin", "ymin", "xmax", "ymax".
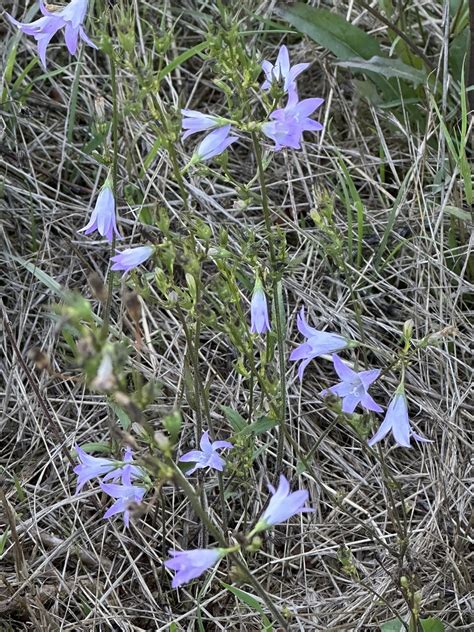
[
  {"xmin": 221, "ymin": 583, "xmax": 273, "ymax": 631},
  {"xmin": 75, "ymin": 442, "xmax": 110, "ymax": 454},
  {"xmin": 420, "ymin": 618, "xmax": 445, "ymax": 632},
  {"xmin": 11, "ymin": 256, "xmax": 64, "ymax": 297},
  {"xmin": 109, "ymin": 403, "xmax": 132, "ymax": 431},
  {"xmin": 336, "ymin": 56, "xmax": 427, "ymax": 85},
  {"xmin": 240, "ymin": 416, "xmax": 278, "ymax": 436},
  {"xmin": 380, "ymin": 619, "xmax": 405, "ymax": 632},
  {"xmin": 158, "ymin": 41, "xmax": 208, "ymax": 82},
  {"xmin": 276, "ymin": 4, "xmax": 381, "ymax": 60},
  {"xmin": 221, "ymin": 406, "xmax": 247, "ymax": 432},
  {"xmin": 443, "ymin": 205, "xmax": 471, "ymax": 221}
]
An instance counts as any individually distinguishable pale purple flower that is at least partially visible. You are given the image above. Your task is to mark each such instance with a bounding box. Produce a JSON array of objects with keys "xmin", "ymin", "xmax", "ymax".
[
  {"xmin": 261, "ymin": 45, "xmax": 309, "ymax": 93},
  {"xmin": 165, "ymin": 548, "xmax": 223, "ymax": 588},
  {"xmin": 110, "ymin": 245, "xmax": 153, "ymax": 274},
  {"xmin": 289, "ymin": 307, "xmax": 349, "ymax": 380},
  {"xmin": 322, "ymin": 354, "xmax": 383, "ymax": 414},
  {"xmin": 100, "ymin": 468, "xmax": 146, "ymax": 528},
  {"xmin": 179, "ymin": 431, "xmax": 233, "ymax": 476},
  {"xmin": 195, "ymin": 125, "xmax": 238, "ymax": 161},
  {"xmin": 250, "ymin": 276, "xmax": 270, "ymax": 334},
  {"xmin": 7, "ymin": 0, "xmax": 96, "ymax": 70},
  {"xmin": 253, "ymin": 474, "xmax": 313, "ymax": 533},
  {"xmin": 262, "ymin": 90, "xmax": 324, "ymax": 151},
  {"xmin": 368, "ymin": 388, "xmax": 432, "ymax": 448},
  {"xmin": 73, "ymin": 445, "xmax": 142, "ymax": 493},
  {"xmin": 79, "ymin": 181, "xmax": 120, "ymax": 242},
  {"xmin": 181, "ymin": 110, "xmax": 224, "ymax": 140}
]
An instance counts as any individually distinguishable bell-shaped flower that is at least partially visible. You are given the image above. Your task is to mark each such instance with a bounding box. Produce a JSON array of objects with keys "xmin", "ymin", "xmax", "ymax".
[
  {"xmin": 179, "ymin": 431, "xmax": 233, "ymax": 476},
  {"xmin": 110, "ymin": 245, "xmax": 153, "ymax": 274},
  {"xmin": 368, "ymin": 387, "xmax": 432, "ymax": 448},
  {"xmin": 261, "ymin": 44, "xmax": 309, "ymax": 93},
  {"xmin": 252, "ymin": 474, "xmax": 313, "ymax": 534},
  {"xmin": 322, "ymin": 354, "xmax": 383, "ymax": 414},
  {"xmin": 7, "ymin": 0, "xmax": 96, "ymax": 70},
  {"xmin": 250, "ymin": 276, "xmax": 271, "ymax": 334},
  {"xmin": 194, "ymin": 125, "xmax": 238, "ymax": 162},
  {"xmin": 262, "ymin": 90, "xmax": 324, "ymax": 151},
  {"xmin": 290, "ymin": 307, "xmax": 349, "ymax": 380},
  {"xmin": 79, "ymin": 179, "xmax": 120, "ymax": 242},
  {"xmin": 164, "ymin": 548, "xmax": 223, "ymax": 588},
  {"xmin": 181, "ymin": 110, "xmax": 225, "ymax": 140},
  {"xmin": 100, "ymin": 468, "xmax": 146, "ymax": 528},
  {"xmin": 73, "ymin": 445, "xmax": 142, "ymax": 493}
]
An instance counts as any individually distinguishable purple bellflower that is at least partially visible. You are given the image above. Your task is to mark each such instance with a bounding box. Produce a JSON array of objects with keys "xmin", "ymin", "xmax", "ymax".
[
  {"xmin": 261, "ymin": 45, "xmax": 309, "ymax": 94},
  {"xmin": 262, "ymin": 90, "xmax": 324, "ymax": 151},
  {"xmin": 250, "ymin": 276, "xmax": 271, "ymax": 334},
  {"xmin": 110, "ymin": 245, "xmax": 153, "ymax": 274},
  {"xmin": 251, "ymin": 474, "xmax": 313, "ymax": 534},
  {"xmin": 322, "ymin": 354, "xmax": 383, "ymax": 414},
  {"xmin": 100, "ymin": 468, "xmax": 146, "ymax": 528},
  {"xmin": 74, "ymin": 445, "xmax": 142, "ymax": 493},
  {"xmin": 290, "ymin": 307, "xmax": 349, "ymax": 381},
  {"xmin": 179, "ymin": 431, "xmax": 233, "ymax": 476},
  {"xmin": 79, "ymin": 179, "xmax": 120, "ymax": 242},
  {"xmin": 181, "ymin": 110, "xmax": 227, "ymax": 140},
  {"xmin": 194, "ymin": 125, "xmax": 238, "ymax": 162},
  {"xmin": 7, "ymin": 0, "xmax": 96, "ymax": 70},
  {"xmin": 368, "ymin": 387, "xmax": 432, "ymax": 448},
  {"xmin": 165, "ymin": 548, "xmax": 223, "ymax": 588}
]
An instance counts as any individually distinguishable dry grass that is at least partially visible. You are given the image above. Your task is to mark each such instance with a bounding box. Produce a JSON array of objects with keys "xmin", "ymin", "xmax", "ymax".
[{"xmin": 1, "ymin": 1, "xmax": 472, "ymax": 630}]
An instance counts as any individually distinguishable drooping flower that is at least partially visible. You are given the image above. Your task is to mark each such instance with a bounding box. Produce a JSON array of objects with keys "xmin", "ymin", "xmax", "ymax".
[
  {"xmin": 181, "ymin": 110, "xmax": 226, "ymax": 140},
  {"xmin": 252, "ymin": 474, "xmax": 313, "ymax": 534},
  {"xmin": 73, "ymin": 445, "xmax": 142, "ymax": 493},
  {"xmin": 322, "ymin": 354, "xmax": 383, "ymax": 414},
  {"xmin": 250, "ymin": 276, "xmax": 271, "ymax": 334},
  {"xmin": 289, "ymin": 307, "xmax": 349, "ymax": 380},
  {"xmin": 368, "ymin": 387, "xmax": 432, "ymax": 448},
  {"xmin": 179, "ymin": 431, "xmax": 233, "ymax": 476},
  {"xmin": 7, "ymin": 0, "xmax": 96, "ymax": 70},
  {"xmin": 194, "ymin": 125, "xmax": 238, "ymax": 162},
  {"xmin": 261, "ymin": 45, "xmax": 309, "ymax": 93},
  {"xmin": 79, "ymin": 179, "xmax": 120, "ymax": 242},
  {"xmin": 262, "ymin": 90, "xmax": 324, "ymax": 151},
  {"xmin": 164, "ymin": 548, "xmax": 223, "ymax": 588},
  {"xmin": 100, "ymin": 468, "xmax": 146, "ymax": 528},
  {"xmin": 110, "ymin": 245, "xmax": 153, "ymax": 274}
]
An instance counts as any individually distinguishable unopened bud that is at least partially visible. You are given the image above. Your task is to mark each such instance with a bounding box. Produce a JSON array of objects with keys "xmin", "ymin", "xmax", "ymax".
[
  {"xmin": 154, "ymin": 431, "xmax": 170, "ymax": 451},
  {"xmin": 28, "ymin": 347, "xmax": 50, "ymax": 371},
  {"xmin": 403, "ymin": 319, "xmax": 414, "ymax": 341},
  {"xmin": 92, "ymin": 353, "xmax": 116, "ymax": 392},
  {"xmin": 88, "ymin": 272, "xmax": 107, "ymax": 302},
  {"xmin": 124, "ymin": 291, "xmax": 141, "ymax": 322}
]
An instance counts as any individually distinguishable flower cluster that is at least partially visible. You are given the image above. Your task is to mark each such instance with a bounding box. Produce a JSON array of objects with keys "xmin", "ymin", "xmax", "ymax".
[
  {"xmin": 291, "ymin": 306, "xmax": 431, "ymax": 447},
  {"xmin": 74, "ymin": 445, "xmax": 146, "ymax": 528},
  {"xmin": 164, "ymin": 474, "xmax": 312, "ymax": 588},
  {"xmin": 7, "ymin": 0, "xmax": 96, "ymax": 69}
]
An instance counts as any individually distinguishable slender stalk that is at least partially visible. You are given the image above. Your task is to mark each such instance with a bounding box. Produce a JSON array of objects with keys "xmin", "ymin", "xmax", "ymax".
[
  {"xmin": 251, "ymin": 133, "xmax": 287, "ymax": 475},
  {"xmin": 101, "ymin": 51, "xmax": 119, "ymax": 339}
]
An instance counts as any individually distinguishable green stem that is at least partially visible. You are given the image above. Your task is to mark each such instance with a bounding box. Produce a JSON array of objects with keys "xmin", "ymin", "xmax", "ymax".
[
  {"xmin": 251, "ymin": 133, "xmax": 287, "ymax": 476},
  {"xmin": 101, "ymin": 51, "xmax": 119, "ymax": 339}
]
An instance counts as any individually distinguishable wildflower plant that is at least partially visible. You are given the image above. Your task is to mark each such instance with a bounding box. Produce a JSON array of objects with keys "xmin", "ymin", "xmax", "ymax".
[{"xmin": 10, "ymin": 6, "xmax": 451, "ymax": 627}]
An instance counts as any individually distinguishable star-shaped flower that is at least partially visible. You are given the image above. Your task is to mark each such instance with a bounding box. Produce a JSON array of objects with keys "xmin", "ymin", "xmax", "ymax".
[
  {"xmin": 179, "ymin": 431, "xmax": 233, "ymax": 476},
  {"xmin": 289, "ymin": 307, "xmax": 349, "ymax": 380},
  {"xmin": 322, "ymin": 354, "xmax": 383, "ymax": 414},
  {"xmin": 261, "ymin": 90, "xmax": 324, "ymax": 151},
  {"xmin": 261, "ymin": 44, "xmax": 310, "ymax": 93}
]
